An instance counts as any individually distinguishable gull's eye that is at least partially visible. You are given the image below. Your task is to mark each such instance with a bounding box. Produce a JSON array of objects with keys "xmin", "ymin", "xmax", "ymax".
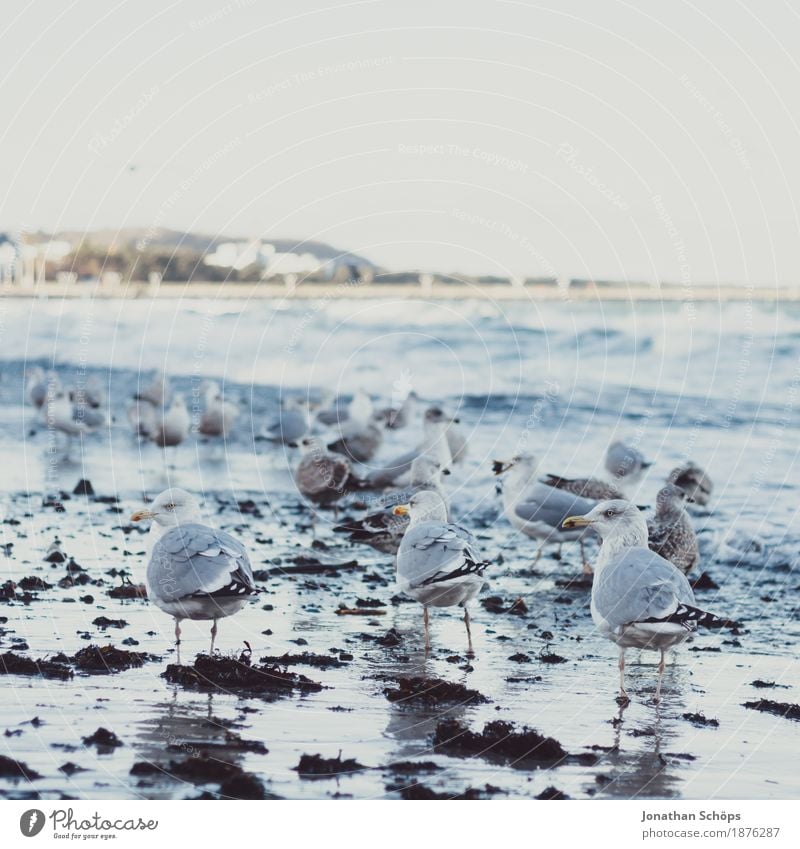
[
  {"xmin": 165, "ymin": 503, "xmax": 175, "ymax": 510},
  {"xmin": 605, "ymin": 509, "xmax": 615, "ymax": 517}
]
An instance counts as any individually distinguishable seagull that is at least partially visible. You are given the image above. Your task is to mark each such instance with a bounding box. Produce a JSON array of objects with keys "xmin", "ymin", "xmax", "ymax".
[
  {"xmin": 647, "ymin": 484, "xmax": 699, "ymax": 575},
  {"xmin": 128, "ymin": 399, "xmax": 157, "ymax": 438},
  {"xmin": 334, "ymin": 455, "xmax": 450, "ymax": 554},
  {"xmin": 41, "ymin": 391, "xmax": 102, "ymax": 457},
  {"xmin": 365, "ymin": 406, "xmax": 454, "ymax": 487},
  {"xmin": 441, "ymin": 407, "xmax": 468, "ymax": 466},
  {"xmin": 605, "ymin": 440, "xmax": 653, "ymax": 487},
  {"xmin": 265, "ymin": 397, "xmax": 311, "ymax": 446},
  {"xmin": 294, "ymin": 436, "xmax": 356, "ymax": 515},
  {"xmin": 150, "ymin": 395, "xmax": 190, "ymax": 448},
  {"xmin": 130, "ymin": 488, "xmax": 256, "ymax": 662},
  {"xmin": 667, "ymin": 462, "xmax": 713, "ymax": 507},
  {"xmin": 135, "ymin": 370, "xmax": 171, "ymax": 407},
  {"xmin": 327, "ymin": 389, "xmax": 383, "ymax": 463},
  {"xmin": 563, "ymin": 500, "xmax": 731, "ymax": 702},
  {"xmin": 197, "ymin": 380, "xmax": 238, "ymax": 438},
  {"xmin": 393, "ymin": 490, "xmax": 490, "ymax": 653},
  {"xmin": 493, "ymin": 453, "xmax": 597, "ymax": 572},
  {"xmin": 375, "ymin": 390, "xmax": 419, "ymax": 430},
  {"xmin": 71, "ymin": 374, "xmax": 106, "ymax": 409},
  {"xmin": 26, "ymin": 367, "xmax": 60, "ymax": 409},
  {"xmin": 539, "ymin": 473, "xmax": 624, "ymax": 501}
]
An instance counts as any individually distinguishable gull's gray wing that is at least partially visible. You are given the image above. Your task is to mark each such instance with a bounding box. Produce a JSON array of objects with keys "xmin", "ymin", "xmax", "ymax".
[
  {"xmin": 397, "ymin": 521, "xmax": 488, "ymax": 589},
  {"xmin": 147, "ymin": 523, "xmax": 254, "ymax": 604},
  {"xmin": 593, "ymin": 546, "xmax": 694, "ymax": 629},
  {"xmin": 513, "ymin": 483, "xmax": 597, "ymax": 529},
  {"xmin": 365, "ymin": 448, "xmax": 419, "ymax": 486}
]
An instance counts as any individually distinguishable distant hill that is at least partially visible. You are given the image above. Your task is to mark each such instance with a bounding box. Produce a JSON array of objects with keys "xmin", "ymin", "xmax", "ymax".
[{"xmin": 50, "ymin": 227, "xmax": 376, "ymax": 268}]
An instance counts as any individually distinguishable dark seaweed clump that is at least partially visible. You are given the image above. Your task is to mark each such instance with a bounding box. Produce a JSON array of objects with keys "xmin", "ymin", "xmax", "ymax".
[
  {"xmin": 432, "ymin": 719, "xmax": 567, "ymax": 766},
  {"xmin": 259, "ymin": 652, "xmax": 347, "ymax": 669},
  {"xmin": 0, "ymin": 754, "xmax": 41, "ymax": 781},
  {"xmin": 742, "ymin": 699, "xmax": 800, "ymax": 721},
  {"xmin": 70, "ymin": 644, "xmax": 154, "ymax": 672},
  {"xmin": 384, "ymin": 676, "xmax": 488, "ymax": 705},
  {"xmin": 682, "ymin": 712, "xmax": 720, "ymax": 727},
  {"xmin": 294, "ymin": 752, "xmax": 366, "ymax": 778},
  {"xmin": 397, "ymin": 783, "xmax": 505, "ymax": 800},
  {"xmin": 163, "ymin": 652, "xmax": 323, "ymax": 697},
  {"xmin": 83, "ymin": 727, "xmax": 124, "ymax": 749},
  {"xmin": 0, "ymin": 651, "xmax": 73, "ymax": 680}
]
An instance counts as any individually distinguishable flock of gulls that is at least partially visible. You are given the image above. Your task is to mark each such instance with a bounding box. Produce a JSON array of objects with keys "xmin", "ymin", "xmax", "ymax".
[{"xmin": 24, "ymin": 367, "xmax": 726, "ymax": 704}]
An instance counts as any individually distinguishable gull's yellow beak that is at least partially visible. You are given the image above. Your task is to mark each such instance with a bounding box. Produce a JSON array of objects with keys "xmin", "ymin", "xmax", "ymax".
[
  {"xmin": 392, "ymin": 504, "xmax": 410, "ymax": 516},
  {"xmin": 562, "ymin": 514, "xmax": 592, "ymax": 529},
  {"xmin": 130, "ymin": 509, "xmax": 155, "ymax": 522}
]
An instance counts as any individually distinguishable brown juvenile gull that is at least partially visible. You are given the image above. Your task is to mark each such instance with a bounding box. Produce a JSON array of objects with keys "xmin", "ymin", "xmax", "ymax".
[
  {"xmin": 647, "ymin": 484, "xmax": 699, "ymax": 575},
  {"xmin": 563, "ymin": 500, "xmax": 730, "ymax": 702},
  {"xmin": 605, "ymin": 440, "xmax": 653, "ymax": 486},
  {"xmin": 393, "ymin": 490, "xmax": 490, "ymax": 654},
  {"xmin": 540, "ymin": 473, "xmax": 624, "ymax": 501},
  {"xmin": 334, "ymin": 455, "xmax": 450, "ymax": 554},
  {"xmin": 493, "ymin": 453, "xmax": 598, "ymax": 572},
  {"xmin": 667, "ymin": 462, "xmax": 713, "ymax": 506},
  {"xmin": 131, "ymin": 488, "xmax": 256, "ymax": 662},
  {"xmin": 294, "ymin": 437, "xmax": 355, "ymax": 512}
]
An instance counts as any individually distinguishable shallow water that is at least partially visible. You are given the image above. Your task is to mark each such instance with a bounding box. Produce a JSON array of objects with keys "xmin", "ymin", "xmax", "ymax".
[{"xmin": 0, "ymin": 296, "xmax": 799, "ymax": 799}]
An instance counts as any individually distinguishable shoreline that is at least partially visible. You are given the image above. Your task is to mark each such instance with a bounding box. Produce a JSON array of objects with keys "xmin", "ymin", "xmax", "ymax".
[{"xmin": 2, "ymin": 280, "xmax": 799, "ymax": 302}]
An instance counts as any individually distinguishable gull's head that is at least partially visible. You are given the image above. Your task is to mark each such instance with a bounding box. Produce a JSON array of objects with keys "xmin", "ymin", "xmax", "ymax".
[
  {"xmin": 130, "ymin": 488, "xmax": 201, "ymax": 528},
  {"xmin": 654, "ymin": 483, "xmax": 691, "ymax": 516},
  {"xmin": 424, "ymin": 406, "xmax": 459, "ymax": 425},
  {"xmin": 563, "ymin": 499, "xmax": 646, "ymax": 540},
  {"xmin": 492, "ymin": 452, "xmax": 536, "ymax": 476},
  {"xmin": 393, "ymin": 490, "xmax": 448, "ymax": 524},
  {"xmin": 299, "ymin": 436, "xmax": 324, "ymax": 455}
]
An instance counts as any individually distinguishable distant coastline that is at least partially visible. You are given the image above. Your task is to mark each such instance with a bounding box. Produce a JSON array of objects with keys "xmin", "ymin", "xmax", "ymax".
[{"xmin": 1, "ymin": 279, "xmax": 798, "ymax": 302}]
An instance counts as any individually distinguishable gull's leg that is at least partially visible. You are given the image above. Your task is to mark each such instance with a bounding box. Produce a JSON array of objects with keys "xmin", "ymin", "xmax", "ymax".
[
  {"xmin": 553, "ymin": 542, "xmax": 563, "ymax": 560},
  {"xmin": 463, "ymin": 606, "xmax": 474, "ymax": 655},
  {"xmin": 531, "ymin": 545, "xmax": 544, "ymax": 567},
  {"xmin": 654, "ymin": 648, "xmax": 666, "ymax": 704},
  {"xmin": 210, "ymin": 620, "xmax": 218, "ymax": 654},
  {"xmin": 618, "ymin": 648, "xmax": 628, "ymax": 699},
  {"xmin": 174, "ymin": 618, "xmax": 182, "ymax": 666},
  {"xmin": 423, "ymin": 607, "xmax": 431, "ymax": 653}
]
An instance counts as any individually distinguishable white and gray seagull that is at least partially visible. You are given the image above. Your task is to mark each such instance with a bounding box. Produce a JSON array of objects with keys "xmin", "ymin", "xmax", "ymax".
[
  {"xmin": 131, "ymin": 488, "xmax": 257, "ymax": 663},
  {"xmin": 393, "ymin": 490, "xmax": 490, "ymax": 654},
  {"xmin": 493, "ymin": 453, "xmax": 598, "ymax": 572},
  {"xmin": 563, "ymin": 500, "xmax": 730, "ymax": 703}
]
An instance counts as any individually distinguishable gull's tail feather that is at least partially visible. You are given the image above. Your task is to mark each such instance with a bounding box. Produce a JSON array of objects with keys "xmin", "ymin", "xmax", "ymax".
[{"xmin": 645, "ymin": 604, "xmax": 739, "ymax": 630}]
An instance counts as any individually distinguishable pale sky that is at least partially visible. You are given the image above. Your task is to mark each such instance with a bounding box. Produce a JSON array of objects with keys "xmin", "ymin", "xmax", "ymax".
[{"xmin": 1, "ymin": 0, "xmax": 799, "ymax": 284}]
